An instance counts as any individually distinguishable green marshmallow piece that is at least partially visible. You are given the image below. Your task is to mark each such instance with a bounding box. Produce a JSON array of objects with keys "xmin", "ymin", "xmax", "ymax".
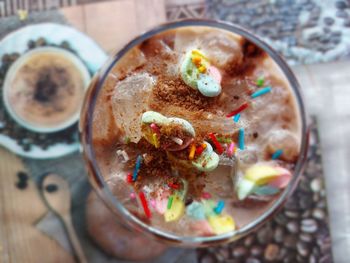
[
  {"xmin": 141, "ymin": 111, "xmax": 168, "ymax": 124},
  {"xmin": 186, "ymin": 201, "xmax": 206, "ymax": 220},
  {"xmin": 197, "ymin": 74, "xmax": 221, "ymax": 97},
  {"xmin": 236, "ymin": 178, "xmax": 256, "ymax": 200},
  {"xmin": 180, "ymin": 52, "xmax": 199, "ymax": 89}
]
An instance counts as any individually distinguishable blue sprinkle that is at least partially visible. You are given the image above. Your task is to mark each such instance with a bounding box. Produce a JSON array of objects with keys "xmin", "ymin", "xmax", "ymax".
[
  {"xmin": 251, "ymin": 86, "xmax": 272, "ymax": 99},
  {"xmin": 238, "ymin": 128, "xmax": 245, "ymax": 150},
  {"xmin": 272, "ymin": 149, "xmax": 283, "ymax": 160},
  {"xmin": 214, "ymin": 200, "xmax": 225, "ymax": 214},
  {"xmin": 233, "ymin": 113, "xmax": 241, "ymax": 123},
  {"xmin": 132, "ymin": 155, "xmax": 143, "ymax": 181}
]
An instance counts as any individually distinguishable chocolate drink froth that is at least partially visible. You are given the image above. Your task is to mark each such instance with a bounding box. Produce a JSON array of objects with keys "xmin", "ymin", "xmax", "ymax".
[{"xmin": 90, "ymin": 26, "xmax": 302, "ymax": 237}]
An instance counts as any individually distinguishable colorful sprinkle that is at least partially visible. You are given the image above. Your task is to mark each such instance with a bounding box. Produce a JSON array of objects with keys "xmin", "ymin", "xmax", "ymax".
[
  {"xmin": 233, "ymin": 113, "xmax": 241, "ymax": 123},
  {"xmin": 125, "ymin": 137, "xmax": 130, "ymax": 144},
  {"xmin": 152, "ymin": 133, "xmax": 159, "ymax": 148},
  {"xmin": 150, "ymin": 123, "xmax": 160, "ymax": 135},
  {"xmin": 126, "ymin": 173, "xmax": 133, "ymax": 184},
  {"xmin": 238, "ymin": 128, "xmax": 245, "ymax": 150},
  {"xmin": 217, "ymin": 137, "xmax": 232, "ymax": 143},
  {"xmin": 189, "ymin": 144, "xmax": 196, "ymax": 160},
  {"xmin": 208, "ymin": 133, "xmax": 224, "ymax": 154},
  {"xmin": 226, "ymin": 102, "xmax": 249, "ymax": 118},
  {"xmin": 168, "ymin": 182, "xmax": 180, "ymax": 190},
  {"xmin": 251, "ymin": 86, "xmax": 272, "ymax": 99},
  {"xmin": 172, "ymin": 137, "xmax": 183, "ymax": 145},
  {"xmin": 256, "ymin": 76, "xmax": 265, "ymax": 87},
  {"xmin": 227, "ymin": 142, "xmax": 235, "ymax": 157},
  {"xmin": 167, "ymin": 196, "xmax": 174, "ymax": 209},
  {"xmin": 132, "ymin": 155, "xmax": 143, "ymax": 181},
  {"xmin": 150, "ymin": 199, "xmax": 156, "ymax": 208},
  {"xmin": 272, "ymin": 149, "xmax": 283, "ymax": 160},
  {"xmin": 195, "ymin": 143, "xmax": 206, "ymax": 155},
  {"xmin": 214, "ymin": 200, "xmax": 225, "ymax": 214},
  {"xmin": 139, "ymin": 191, "xmax": 151, "ymax": 219},
  {"xmin": 202, "ymin": 192, "xmax": 212, "ymax": 199}
]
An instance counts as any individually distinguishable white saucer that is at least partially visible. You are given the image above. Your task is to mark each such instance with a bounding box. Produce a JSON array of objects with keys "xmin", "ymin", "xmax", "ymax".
[{"xmin": 0, "ymin": 23, "xmax": 108, "ymax": 159}]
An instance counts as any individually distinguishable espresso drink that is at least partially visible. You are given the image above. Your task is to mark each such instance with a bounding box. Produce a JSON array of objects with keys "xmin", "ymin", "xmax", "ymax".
[
  {"xmin": 91, "ymin": 26, "xmax": 301, "ymax": 237},
  {"xmin": 5, "ymin": 48, "xmax": 87, "ymax": 130}
]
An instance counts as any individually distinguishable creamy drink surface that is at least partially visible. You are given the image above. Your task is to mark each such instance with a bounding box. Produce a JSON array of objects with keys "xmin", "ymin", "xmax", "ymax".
[
  {"xmin": 6, "ymin": 50, "xmax": 86, "ymax": 129},
  {"xmin": 91, "ymin": 26, "xmax": 301, "ymax": 237}
]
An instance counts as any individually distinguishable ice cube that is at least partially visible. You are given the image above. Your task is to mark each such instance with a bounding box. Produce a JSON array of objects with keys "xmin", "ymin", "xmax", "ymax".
[
  {"xmin": 112, "ymin": 73, "xmax": 156, "ymax": 142},
  {"xmin": 265, "ymin": 129, "xmax": 300, "ymax": 162},
  {"xmin": 174, "ymin": 27, "xmax": 243, "ymax": 68}
]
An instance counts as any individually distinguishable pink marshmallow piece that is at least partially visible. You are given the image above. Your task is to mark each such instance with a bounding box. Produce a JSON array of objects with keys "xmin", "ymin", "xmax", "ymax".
[
  {"xmin": 208, "ymin": 66, "xmax": 222, "ymax": 83},
  {"xmin": 130, "ymin": 192, "xmax": 136, "ymax": 199},
  {"xmin": 190, "ymin": 220, "xmax": 214, "ymax": 236},
  {"xmin": 154, "ymin": 190, "xmax": 170, "ymax": 214},
  {"xmin": 269, "ymin": 168, "xmax": 292, "ymax": 188}
]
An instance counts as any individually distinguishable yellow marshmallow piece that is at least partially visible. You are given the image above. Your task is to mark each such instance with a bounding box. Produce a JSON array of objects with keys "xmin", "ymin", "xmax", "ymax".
[
  {"xmin": 164, "ymin": 195, "xmax": 185, "ymax": 222},
  {"xmin": 208, "ymin": 215, "xmax": 235, "ymax": 234},
  {"xmin": 245, "ymin": 165, "xmax": 280, "ymax": 185}
]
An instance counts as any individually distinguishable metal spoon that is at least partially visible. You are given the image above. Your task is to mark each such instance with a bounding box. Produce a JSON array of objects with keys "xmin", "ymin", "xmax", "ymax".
[{"xmin": 41, "ymin": 173, "xmax": 87, "ymax": 263}]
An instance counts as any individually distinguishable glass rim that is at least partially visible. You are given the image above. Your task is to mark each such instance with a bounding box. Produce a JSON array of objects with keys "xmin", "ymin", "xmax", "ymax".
[{"xmin": 80, "ymin": 19, "xmax": 309, "ymax": 247}]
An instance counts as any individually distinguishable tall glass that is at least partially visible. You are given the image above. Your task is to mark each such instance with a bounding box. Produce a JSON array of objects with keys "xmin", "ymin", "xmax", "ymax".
[{"xmin": 80, "ymin": 20, "xmax": 309, "ymax": 259}]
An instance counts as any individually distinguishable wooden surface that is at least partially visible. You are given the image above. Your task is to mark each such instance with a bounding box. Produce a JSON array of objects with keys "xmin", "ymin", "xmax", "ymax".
[
  {"xmin": 61, "ymin": 0, "xmax": 166, "ymax": 53},
  {"xmin": 293, "ymin": 60, "xmax": 350, "ymax": 263},
  {"xmin": 0, "ymin": 147, "xmax": 74, "ymax": 263}
]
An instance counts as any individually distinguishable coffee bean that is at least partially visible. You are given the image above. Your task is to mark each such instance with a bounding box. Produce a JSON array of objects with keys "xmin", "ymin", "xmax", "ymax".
[
  {"xmin": 286, "ymin": 221, "xmax": 299, "ymax": 233},
  {"xmin": 264, "ymin": 244, "xmax": 279, "ymax": 261},
  {"xmin": 284, "ymin": 235, "xmax": 298, "ymax": 248},
  {"xmin": 312, "ymin": 208, "xmax": 325, "ymax": 220},
  {"xmin": 301, "ymin": 219, "xmax": 318, "ymax": 233},
  {"xmin": 310, "ymin": 178, "xmax": 322, "ymax": 192},
  {"xmin": 257, "ymin": 227, "xmax": 273, "ymax": 244},
  {"xmin": 232, "ymin": 246, "xmax": 247, "ymax": 258},
  {"xmin": 45, "ymin": 184, "xmax": 58, "ymax": 193},
  {"xmin": 274, "ymin": 226, "xmax": 285, "ymax": 243},
  {"xmin": 285, "ymin": 210, "xmax": 299, "ymax": 219},
  {"xmin": 299, "ymin": 195, "xmax": 313, "ymax": 210},
  {"xmin": 323, "ymin": 17, "xmax": 335, "ymax": 26},
  {"xmin": 275, "ymin": 213, "xmax": 288, "ymax": 225},
  {"xmin": 244, "ymin": 235, "xmax": 255, "ymax": 247},
  {"xmin": 336, "ymin": 10, "xmax": 349, "ymax": 18},
  {"xmin": 297, "ymin": 241, "xmax": 310, "ymax": 257},
  {"xmin": 17, "ymin": 171, "xmax": 28, "ymax": 182},
  {"xmin": 246, "ymin": 257, "xmax": 261, "ymax": 263},
  {"xmin": 309, "ymin": 255, "xmax": 317, "ymax": 263},
  {"xmin": 335, "ymin": 1, "xmax": 347, "ymax": 9},
  {"xmin": 319, "ymin": 255, "xmax": 332, "ymax": 263},
  {"xmin": 16, "ymin": 181, "xmax": 27, "ymax": 190},
  {"xmin": 299, "ymin": 233, "xmax": 313, "ymax": 243},
  {"xmin": 251, "ymin": 246, "xmax": 263, "ymax": 257},
  {"xmin": 200, "ymin": 254, "xmax": 216, "ymax": 263}
]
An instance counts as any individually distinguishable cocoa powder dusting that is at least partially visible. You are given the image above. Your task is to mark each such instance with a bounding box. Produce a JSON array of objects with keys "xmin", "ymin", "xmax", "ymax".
[{"xmin": 150, "ymin": 76, "xmax": 217, "ymax": 112}]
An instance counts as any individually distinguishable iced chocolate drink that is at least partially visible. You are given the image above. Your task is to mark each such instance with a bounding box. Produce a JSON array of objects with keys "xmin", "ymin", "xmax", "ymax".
[
  {"xmin": 82, "ymin": 22, "xmax": 306, "ymax": 240},
  {"xmin": 4, "ymin": 47, "xmax": 90, "ymax": 132}
]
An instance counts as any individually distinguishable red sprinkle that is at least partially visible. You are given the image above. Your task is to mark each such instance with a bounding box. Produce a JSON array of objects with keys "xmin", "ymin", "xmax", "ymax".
[
  {"xmin": 168, "ymin": 182, "xmax": 180, "ymax": 190},
  {"xmin": 208, "ymin": 133, "xmax": 224, "ymax": 154},
  {"xmin": 226, "ymin": 102, "xmax": 249, "ymax": 118},
  {"xmin": 202, "ymin": 192, "xmax": 212, "ymax": 199},
  {"xmin": 195, "ymin": 145, "xmax": 205, "ymax": 155},
  {"xmin": 139, "ymin": 191, "xmax": 152, "ymax": 219},
  {"xmin": 126, "ymin": 173, "xmax": 133, "ymax": 184},
  {"xmin": 150, "ymin": 123, "xmax": 160, "ymax": 135}
]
